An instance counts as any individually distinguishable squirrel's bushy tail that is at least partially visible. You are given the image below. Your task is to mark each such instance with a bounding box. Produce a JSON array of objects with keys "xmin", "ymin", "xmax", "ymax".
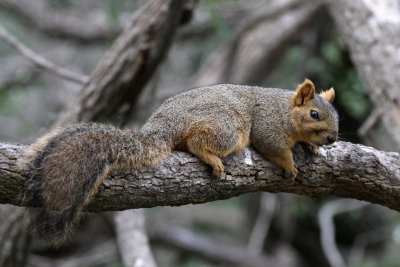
[{"xmin": 22, "ymin": 123, "xmax": 171, "ymax": 246}]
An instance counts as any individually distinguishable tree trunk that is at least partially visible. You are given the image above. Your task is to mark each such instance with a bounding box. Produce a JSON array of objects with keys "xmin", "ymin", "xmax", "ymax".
[{"xmin": 327, "ymin": 0, "xmax": 400, "ymax": 151}]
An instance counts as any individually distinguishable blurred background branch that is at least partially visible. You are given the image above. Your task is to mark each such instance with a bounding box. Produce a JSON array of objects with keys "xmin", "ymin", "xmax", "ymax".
[
  {"xmin": 247, "ymin": 193, "xmax": 277, "ymax": 255},
  {"xmin": 0, "ymin": 0, "xmax": 121, "ymax": 42},
  {"xmin": 114, "ymin": 210, "xmax": 157, "ymax": 267},
  {"xmin": 0, "ymin": 24, "xmax": 89, "ymax": 84},
  {"xmin": 318, "ymin": 199, "xmax": 368, "ymax": 267}
]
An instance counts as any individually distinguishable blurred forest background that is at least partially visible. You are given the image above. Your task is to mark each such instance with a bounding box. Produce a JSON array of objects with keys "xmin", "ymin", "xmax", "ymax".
[{"xmin": 0, "ymin": 0, "xmax": 399, "ymax": 266}]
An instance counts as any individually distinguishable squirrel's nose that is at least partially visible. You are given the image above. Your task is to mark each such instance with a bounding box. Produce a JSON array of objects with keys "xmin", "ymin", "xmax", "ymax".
[{"xmin": 327, "ymin": 132, "xmax": 338, "ymax": 144}]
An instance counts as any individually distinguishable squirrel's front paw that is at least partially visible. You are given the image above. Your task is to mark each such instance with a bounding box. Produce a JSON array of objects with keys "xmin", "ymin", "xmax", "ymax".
[
  {"xmin": 307, "ymin": 144, "xmax": 319, "ymax": 155},
  {"xmin": 284, "ymin": 167, "xmax": 298, "ymax": 182},
  {"xmin": 301, "ymin": 143, "xmax": 319, "ymax": 156}
]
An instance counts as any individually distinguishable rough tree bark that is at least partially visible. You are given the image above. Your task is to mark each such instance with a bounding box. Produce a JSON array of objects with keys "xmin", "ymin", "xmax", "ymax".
[
  {"xmin": 1, "ymin": 141, "xmax": 400, "ymax": 212},
  {"xmin": 326, "ymin": 0, "xmax": 400, "ymax": 152}
]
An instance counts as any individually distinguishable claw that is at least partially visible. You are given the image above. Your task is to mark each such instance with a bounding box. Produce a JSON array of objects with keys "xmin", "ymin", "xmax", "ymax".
[
  {"xmin": 284, "ymin": 168, "xmax": 298, "ymax": 183},
  {"xmin": 304, "ymin": 143, "xmax": 319, "ymax": 156},
  {"xmin": 309, "ymin": 145, "xmax": 319, "ymax": 155},
  {"xmin": 212, "ymin": 163, "xmax": 225, "ymax": 178}
]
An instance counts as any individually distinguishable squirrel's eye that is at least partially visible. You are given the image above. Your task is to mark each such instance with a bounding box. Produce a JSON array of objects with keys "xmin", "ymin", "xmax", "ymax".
[{"xmin": 310, "ymin": 110, "xmax": 319, "ymax": 120}]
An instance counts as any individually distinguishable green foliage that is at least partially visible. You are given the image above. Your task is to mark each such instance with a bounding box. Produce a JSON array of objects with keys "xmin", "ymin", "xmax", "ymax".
[
  {"xmin": 103, "ymin": 262, "xmax": 124, "ymax": 267},
  {"xmin": 189, "ymin": 3, "xmax": 233, "ymax": 72},
  {"xmin": 318, "ymin": 32, "xmax": 372, "ymax": 121},
  {"xmin": 206, "ymin": 7, "xmax": 231, "ymax": 39},
  {"xmin": 209, "ymin": 196, "xmax": 244, "ymax": 208},
  {"xmin": 358, "ymin": 243, "xmax": 400, "ymax": 267},
  {"xmin": 267, "ymin": 46, "xmax": 310, "ymax": 88},
  {"xmin": 327, "ymin": 39, "xmax": 369, "ymax": 120},
  {"xmin": 49, "ymin": 0, "xmax": 72, "ymax": 9},
  {"xmin": 107, "ymin": 0, "xmax": 125, "ymax": 24},
  {"xmin": 0, "ymin": 87, "xmax": 30, "ymax": 116},
  {"xmin": 204, "ymin": 0, "xmax": 239, "ymax": 4},
  {"xmin": 335, "ymin": 69, "xmax": 371, "ymax": 121},
  {"xmin": 292, "ymin": 197, "xmax": 312, "ymax": 217},
  {"xmin": 0, "ymin": 90, "xmax": 12, "ymax": 115},
  {"xmin": 269, "ymin": 29, "xmax": 372, "ymax": 124},
  {"xmin": 0, "ymin": 84, "xmax": 46, "ymax": 141}
]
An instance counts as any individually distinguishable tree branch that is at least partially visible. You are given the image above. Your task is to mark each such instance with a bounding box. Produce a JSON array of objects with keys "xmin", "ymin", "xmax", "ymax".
[
  {"xmin": 247, "ymin": 193, "xmax": 277, "ymax": 254},
  {"xmin": 149, "ymin": 223, "xmax": 295, "ymax": 267},
  {"xmin": 0, "ymin": 0, "xmax": 120, "ymax": 42},
  {"xmin": 0, "ymin": 24, "xmax": 89, "ymax": 84},
  {"xmin": 28, "ymin": 240, "xmax": 118, "ymax": 267},
  {"xmin": 114, "ymin": 210, "xmax": 157, "ymax": 267},
  {"xmin": 1, "ymin": 141, "xmax": 400, "ymax": 212},
  {"xmin": 318, "ymin": 199, "xmax": 368, "ymax": 267}
]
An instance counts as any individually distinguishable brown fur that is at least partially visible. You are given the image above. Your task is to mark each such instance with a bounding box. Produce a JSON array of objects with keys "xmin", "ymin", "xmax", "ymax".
[
  {"xmin": 320, "ymin": 87, "xmax": 335, "ymax": 103},
  {"xmin": 21, "ymin": 80, "xmax": 338, "ymax": 245}
]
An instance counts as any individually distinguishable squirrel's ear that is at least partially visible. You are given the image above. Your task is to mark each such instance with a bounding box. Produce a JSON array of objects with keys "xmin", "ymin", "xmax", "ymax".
[
  {"xmin": 320, "ymin": 87, "xmax": 335, "ymax": 103},
  {"xmin": 294, "ymin": 79, "xmax": 315, "ymax": 106}
]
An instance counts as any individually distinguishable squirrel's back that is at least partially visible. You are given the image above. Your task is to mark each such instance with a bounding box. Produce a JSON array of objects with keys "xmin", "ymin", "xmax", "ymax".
[{"xmin": 141, "ymin": 84, "xmax": 294, "ymax": 144}]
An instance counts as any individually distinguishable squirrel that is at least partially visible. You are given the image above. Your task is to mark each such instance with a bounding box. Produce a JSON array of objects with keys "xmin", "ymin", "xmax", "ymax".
[{"xmin": 20, "ymin": 79, "xmax": 338, "ymax": 246}]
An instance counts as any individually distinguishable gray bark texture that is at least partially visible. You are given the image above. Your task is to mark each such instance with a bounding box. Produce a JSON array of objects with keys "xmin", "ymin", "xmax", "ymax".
[
  {"xmin": 327, "ymin": 0, "xmax": 400, "ymax": 151},
  {"xmin": 1, "ymin": 141, "xmax": 400, "ymax": 212}
]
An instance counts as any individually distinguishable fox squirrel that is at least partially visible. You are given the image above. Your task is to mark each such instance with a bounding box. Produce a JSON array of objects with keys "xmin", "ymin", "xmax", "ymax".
[{"xmin": 21, "ymin": 79, "xmax": 338, "ymax": 245}]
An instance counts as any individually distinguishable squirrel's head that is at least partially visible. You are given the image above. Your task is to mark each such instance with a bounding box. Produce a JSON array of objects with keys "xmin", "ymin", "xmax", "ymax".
[{"xmin": 291, "ymin": 79, "xmax": 339, "ymax": 146}]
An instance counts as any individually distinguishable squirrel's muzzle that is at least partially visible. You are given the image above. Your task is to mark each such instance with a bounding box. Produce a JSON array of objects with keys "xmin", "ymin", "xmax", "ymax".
[{"xmin": 327, "ymin": 132, "xmax": 338, "ymax": 144}]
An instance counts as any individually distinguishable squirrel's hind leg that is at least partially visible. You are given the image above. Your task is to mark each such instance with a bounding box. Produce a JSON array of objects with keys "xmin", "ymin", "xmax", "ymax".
[
  {"xmin": 184, "ymin": 131, "xmax": 230, "ymax": 177},
  {"xmin": 187, "ymin": 140, "xmax": 225, "ymax": 177},
  {"xmin": 184, "ymin": 120, "xmax": 249, "ymax": 178}
]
